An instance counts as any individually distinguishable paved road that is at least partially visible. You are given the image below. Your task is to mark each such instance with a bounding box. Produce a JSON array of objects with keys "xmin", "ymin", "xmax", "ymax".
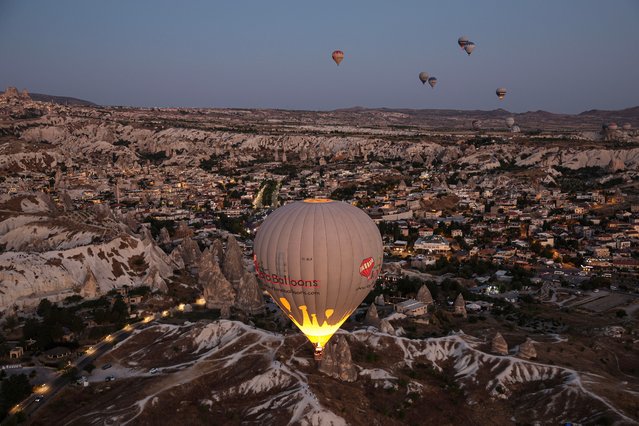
[{"xmin": 16, "ymin": 324, "xmax": 142, "ymax": 419}]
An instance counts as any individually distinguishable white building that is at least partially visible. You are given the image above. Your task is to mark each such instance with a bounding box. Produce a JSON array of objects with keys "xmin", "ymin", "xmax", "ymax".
[{"xmin": 395, "ymin": 299, "xmax": 428, "ymax": 317}]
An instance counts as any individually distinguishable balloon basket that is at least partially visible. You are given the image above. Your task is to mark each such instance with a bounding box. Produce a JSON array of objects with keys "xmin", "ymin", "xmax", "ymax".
[{"xmin": 313, "ymin": 345, "xmax": 323, "ymax": 362}]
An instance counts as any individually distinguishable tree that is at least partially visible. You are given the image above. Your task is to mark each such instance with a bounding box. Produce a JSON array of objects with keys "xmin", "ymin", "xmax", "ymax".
[
  {"xmin": 37, "ymin": 299, "xmax": 53, "ymax": 317},
  {"xmin": 0, "ymin": 374, "xmax": 31, "ymax": 418}
]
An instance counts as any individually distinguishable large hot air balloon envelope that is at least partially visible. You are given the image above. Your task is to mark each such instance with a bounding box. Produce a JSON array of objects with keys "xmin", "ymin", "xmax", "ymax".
[
  {"xmin": 464, "ymin": 41, "xmax": 476, "ymax": 55},
  {"xmin": 253, "ymin": 199, "xmax": 383, "ymax": 358},
  {"xmin": 458, "ymin": 36, "xmax": 469, "ymax": 49},
  {"xmin": 496, "ymin": 88, "xmax": 507, "ymax": 100},
  {"xmin": 419, "ymin": 72, "xmax": 429, "ymax": 84},
  {"xmin": 428, "ymin": 77, "xmax": 437, "ymax": 88},
  {"xmin": 332, "ymin": 50, "xmax": 344, "ymax": 66}
]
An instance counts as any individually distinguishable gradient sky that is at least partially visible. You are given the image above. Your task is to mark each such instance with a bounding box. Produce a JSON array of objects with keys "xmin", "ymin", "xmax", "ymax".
[{"xmin": 1, "ymin": 0, "xmax": 638, "ymax": 113}]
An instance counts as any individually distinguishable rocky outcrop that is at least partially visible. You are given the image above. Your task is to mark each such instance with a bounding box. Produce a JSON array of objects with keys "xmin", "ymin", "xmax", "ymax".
[
  {"xmin": 235, "ymin": 271, "xmax": 264, "ymax": 315},
  {"xmin": 518, "ymin": 338, "xmax": 537, "ymax": 360},
  {"xmin": 169, "ymin": 246, "xmax": 185, "ymax": 270},
  {"xmin": 159, "ymin": 227, "xmax": 171, "ymax": 245},
  {"xmin": 364, "ymin": 304, "xmax": 380, "ymax": 327},
  {"xmin": 79, "ymin": 269, "xmax": 100, "ymax": 299},
  {"xmin": 222, "ymin": 235, "xmax": 244, "ymax": 288},
  {"xmin": 179, "ymin": 237, "xmax": 201, "ymax": 267},
  {"xmin": 379, "ymin": 318, "xmax": 395, "ymax": 335},
  {"xmin": 201, "ymin": 253, "xmax": 236, "ymax": 311},
  {"xmin": 209, "ymin": 239, "xmax": 224, "ymax": 264},
  {"xmin": 491, "ymin": 332, "xmax": 509, "ymax": 356},
  {"xmin": 142, "ymin": 267, "xmax": 168, "ymax": 293},
  {"xmin": 318, "ymin": 336, "xmax": 357, "ymax": 382},
  {"xmin": 417, "ymin": 285, "xmax": 434, "ymax": 306},
  {"xmin": 454, "ymin": 293, "xmax": 467, "ymax": 318},
  {"xmin": 374, "ymin": 294, "xmax": 385, "ymax": 306},
  {"xmin": 174, "ymin": 221, "xmax": 193, "ymax": 239}
]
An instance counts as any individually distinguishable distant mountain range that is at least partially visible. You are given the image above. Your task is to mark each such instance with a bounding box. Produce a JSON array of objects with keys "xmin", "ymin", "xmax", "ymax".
[{"xmin": 0, "ymin": 90, "xmax": 96, "ymax": 106}]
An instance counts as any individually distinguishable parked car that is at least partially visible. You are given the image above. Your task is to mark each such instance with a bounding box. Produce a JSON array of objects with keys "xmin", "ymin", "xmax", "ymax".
[
  {"xmin": 105, "ymin": 375, "xmax": 116, "ymax": 382},
  {"xmin": 149, "ymin": 368, "xmax": 159, "ymax": 374},
  {"xmin": 34, "ymin": 395, "xmax": 44, "ymax": 403},
  {"xmin": 101, "ymin": 363, "xmax": 112, "ymax": 370}
]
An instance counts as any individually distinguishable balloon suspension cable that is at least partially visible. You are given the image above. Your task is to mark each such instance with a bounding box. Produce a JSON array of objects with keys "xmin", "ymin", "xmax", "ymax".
[{"xmin": 313, "ymin": 343, "xmax": 324, "ymax": 362}]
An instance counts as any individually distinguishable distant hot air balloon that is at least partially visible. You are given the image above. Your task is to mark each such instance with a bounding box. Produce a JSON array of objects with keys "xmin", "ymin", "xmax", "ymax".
[
  {"xmin": 608, "ymin": 122, "xmax": 618, "ymax": 131},
  {"xmin": 505, "ymin": 117, "xmax": 515, "ymax": 127},
  {"xmin": 428, "ymin": 77, "xmax": 437, "ymax": 88},
  {"xmin": 511, "ymin": 125, "xmax": 521, "ymax": 133},
  {"xmin": 464, "ymin": 41, "xmax": 476, "ymax": 55},
  {"xmin": 332, "ymin": 50, "xmax": 344, "ymax": 66},
  {"xmin": 253, "ymin": 199, "xmax": 383, "ymax": 359},
  {"xmin": 622, "ymin": 123, "xmax": 632, "ymax": 131},
  {"xmin": 458, "ymin": 36, "xmax": 469, "ymax": 49},
  {"xmin": 472, "ymin": 120, "xmax": 482, "ymax": 130},
  {"xmin": 496, "ymin": 88, "xmax": 507, "ymax": 100},
  {"xmin": 419, "ymin": 72, "xmax": 429, "ymax": 84}
]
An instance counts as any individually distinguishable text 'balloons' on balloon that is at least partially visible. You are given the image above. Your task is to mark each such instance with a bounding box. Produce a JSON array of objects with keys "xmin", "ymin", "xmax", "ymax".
[
  {"xmin": 253, "ymin": 199, "xmax": 383, "ymax": 356},
  {"xmin": 428, "ymin": 77, "xmax": 437, "ymax": 88},
  {"xmin": 331, "ymin": 50, "xmax": 344, "ymax": 66},
  {"xmin": 419, "ymin": 72, "xmax": 429, "ymax": 84},
  {"xmin": 496, "ymin": 88, "xmax": 507, "ymax": 100},
  {"xmin": 458, "ymin": 36, "xmax": 469, "ymax": 49},
  {"xmin": 464, "ymin": 41, "xmax": 476, "ymax": 55}
]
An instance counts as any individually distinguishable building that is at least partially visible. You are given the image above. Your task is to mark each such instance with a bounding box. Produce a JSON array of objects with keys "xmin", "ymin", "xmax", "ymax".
[
  {"xmin": 414, "ymin": 235, "xmax": 450, "ymax": 253},
  {"xmin": 395, "ymin": 299, "xmax": 428, "ymax": 317},
  {"xmin": 9, "ymin": 347, "xmax": 23, "ymax": 359}
]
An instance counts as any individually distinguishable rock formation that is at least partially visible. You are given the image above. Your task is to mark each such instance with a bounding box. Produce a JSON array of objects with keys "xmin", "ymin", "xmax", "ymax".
[
  {"xmin": 318, "ymin": 336, "xmax": 357, "ymax": 382},
  {"xmin": 364, "ymin": 304, "xmax": 380, "ymax": 327},
  {"xmin": 169, "ymin": 246, "xmax": 185, "ymax": 270},
  {"xmin": 201, "ymin": 254, "xmax": 236, "ymax": 311},
  {"xmin": 235, "ymin": 271, "xmax": 264, "ymax": 314},
  {"xmin": 80, "ymin": 269, "xmax": 100, "ymax": 299},
  {"xmin": 222, "ymin": 235, "xmax": 244, "ymax": 289},
  {"xmin": 491, "ymin": 332, "xmax": 508, "ymax": 356},
  {"xmin": 142, "ymin": 267, "xmax": 168, "ymax": 293},
  {"xmin": 518, "ymin": 338, "xmax": 537, "ymax": 360},
  {"xmin": 453, "ymin": 293, "xmax": 467, "ymax": 318},
  {"xmin": 158, "ymin": 227, "xmax": 171, "ymax": 245},
  {"xmin": 209, "ymin": 239, "xmax": 224, "ymax": 264},
  {"xmin": 374, "ymin": 294, "xmax": 385, "ymax": 306},
  {"xmin": 380, "ymin": 318, "xmax": 395, "ymax": 335},
  {"xmin": 179, "ymin": 236, "xmax": 201, "ymax": 267},
  {"xmin": 174, "ymin": 221, "xmax": 193, "ymax": 239},
  {"xmin": 417, "ymin": 285, "xmax": 434, "ymax": 306}
]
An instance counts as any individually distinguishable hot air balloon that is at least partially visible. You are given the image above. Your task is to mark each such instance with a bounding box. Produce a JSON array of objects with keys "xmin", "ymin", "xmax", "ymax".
[
  {"xmin": 511, "ymin": 125, "xmax": 521, "ymax": 133},
  {"xmin": 332, "ymin": 50, "xmax": 344, "ymax": 66},
  {"xmin": 622, "ymin": 123, "xmax": 632, "ymax": 131},
  {"xmin": 496, "ymin": 88, "xmax": 507, "ymax": 100},
  {"xmin": 253, "ymin": 199, "xmax": 383, "ymax": 359},
  {"xmin": 505, "ymin": 117, "xmax": 515, "ymax": 127},
  {"xmin": 472, "ymin": 120, "xmax": 482, "ymax": 130},
  {"xmin": 428, "ymin": 77, "xmax": 437, "ymax": 88},
  {"xmin": 419, "ymin": 72, "xmax": 429, "ymax": 84},
  {"xmin": 458, "ymin": 36, "xmax": 469, "ymax": 49},
  {"xmin": 464, "ymin": 41, "xmax": 476, "ymax": 55}
]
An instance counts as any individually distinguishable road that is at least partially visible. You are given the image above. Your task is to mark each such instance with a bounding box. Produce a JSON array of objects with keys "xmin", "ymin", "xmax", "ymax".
[{"xmin": 13, "ymin": 322, "xmax": 145, "ymax": 419}]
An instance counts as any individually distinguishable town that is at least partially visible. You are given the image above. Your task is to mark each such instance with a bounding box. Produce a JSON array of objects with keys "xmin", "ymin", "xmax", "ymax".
[{"xmin": 0, "ymin": 88, "xmax": 637, "ymax": 424}]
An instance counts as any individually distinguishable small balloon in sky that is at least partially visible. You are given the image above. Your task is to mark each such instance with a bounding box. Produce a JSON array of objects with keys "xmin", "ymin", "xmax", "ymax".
[
  {"xmin": 428, "ymin": 77, "xmax": 437, "ymax": 88},
  {"xmin": 332, "ymin": 50, "xmax": 344, "ymax": 66},
  {"xmin": 419, "ymin": 72, "xmax": 429, "ymax": 84},
  {"xmin": 458, "ymin": 36, "xmax": 469, "ymax": 49},
  {"xmin": 464, "ymin": 41, "xmax": 476, "ymax": 55},
  {"xmin": 496, "ymin": 87, "xmax": 507, "ymax": 100}
]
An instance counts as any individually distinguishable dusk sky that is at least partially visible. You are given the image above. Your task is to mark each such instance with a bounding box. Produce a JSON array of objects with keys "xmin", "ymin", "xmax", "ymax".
[{"xmin": 1, "ymin": 0, "xmax": 638, "ymax": 113}]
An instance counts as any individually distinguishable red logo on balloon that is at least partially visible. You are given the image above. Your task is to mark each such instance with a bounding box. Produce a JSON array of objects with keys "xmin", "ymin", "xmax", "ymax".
[{"xmin": 359, "ymin": 257, "xmax": 375, "ymax": 278}]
